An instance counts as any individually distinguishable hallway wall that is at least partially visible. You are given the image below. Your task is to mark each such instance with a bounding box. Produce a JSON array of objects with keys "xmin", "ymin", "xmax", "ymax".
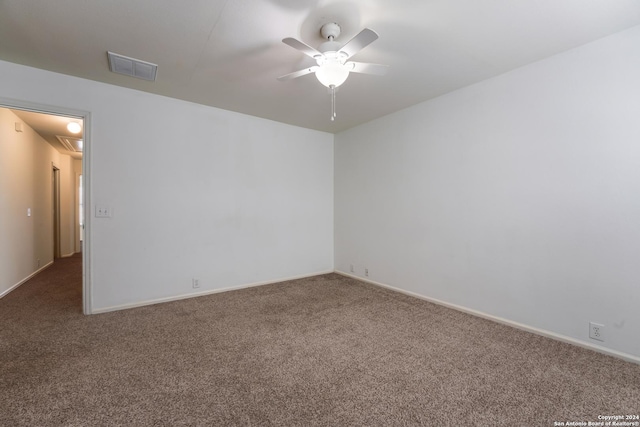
[{"xmin": 0, "ymin": 108, "xmax": 76, "ymax": 297}]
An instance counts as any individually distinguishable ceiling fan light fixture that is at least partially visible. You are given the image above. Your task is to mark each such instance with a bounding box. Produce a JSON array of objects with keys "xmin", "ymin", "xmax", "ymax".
[{"xmin": 315, "ymin": 59, "xmax": 350, "ymax": 88}]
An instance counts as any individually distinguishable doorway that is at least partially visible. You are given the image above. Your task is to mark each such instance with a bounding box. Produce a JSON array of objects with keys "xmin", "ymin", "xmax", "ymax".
[
  {"xmin": 0, "ymin": 97, "xmax": 92, "ymax": 314},
  {"xmin": 52, "ymin": 165, "xmax": 61, "ymax": 259}
]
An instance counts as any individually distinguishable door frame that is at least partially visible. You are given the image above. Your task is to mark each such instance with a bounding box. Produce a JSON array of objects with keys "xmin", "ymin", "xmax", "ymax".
[
  {"xmin": 0, "ymin": 96, "xmax": 93, "ymax": 314},
  {"xmin": 52, "ymin": 163, "xmax": 61, "ymax": 259}
]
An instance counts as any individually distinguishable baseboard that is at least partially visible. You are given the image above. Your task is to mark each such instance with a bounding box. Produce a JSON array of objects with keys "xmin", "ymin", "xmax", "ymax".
[
  {"xmin": 335, "ymin": 271, "xmax": 640, "ymax": 365},
  {"xmin": 92, "ymin": 270, "xmax": 335, "ymax": 314},
  {"xmin": 61, "ymin": 251, "xmax": 76, "ymax": 258},
  {"xmin": 0, "ymin": 261, "xmax": 54, "ymax": 299}
]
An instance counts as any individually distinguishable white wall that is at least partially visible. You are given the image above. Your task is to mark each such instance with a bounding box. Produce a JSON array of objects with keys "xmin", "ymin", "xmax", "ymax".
[
  {"xmin": 335, "ymin": 26, "xmax": 640, "ymax": 359},
  {"xmin": 0, "ymin": 60, "xmax": 334, "ymax": 312},
  {"xmin": 0, "ymin": 108, "xmax": 77, "ymax": 297}
]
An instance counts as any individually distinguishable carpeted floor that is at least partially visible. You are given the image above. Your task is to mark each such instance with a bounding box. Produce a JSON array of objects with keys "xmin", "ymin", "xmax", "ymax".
[{"xmin": 1, "ymin": 254, "xmax": 639, "ymax": 426}]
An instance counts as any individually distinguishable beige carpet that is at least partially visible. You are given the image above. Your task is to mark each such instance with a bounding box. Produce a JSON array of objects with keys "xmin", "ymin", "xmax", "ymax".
[{"xmin": 1, "ymin": 254, "xmax": 639, "ymax": 426}]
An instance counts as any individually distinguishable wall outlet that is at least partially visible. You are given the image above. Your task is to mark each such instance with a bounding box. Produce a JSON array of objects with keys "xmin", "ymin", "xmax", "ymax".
[
  {"xmin": 364, "ymin": 268, "xmax": 369, "ymax": 277},
  {"xmin": 589, "ymin": 322, "xmax": 605, "ymax": 342},
  {"xmin": 192, "ymin": 278, "xmax": 200, "ymax": 289},
  {"xmin": 350, "ymin": 264, "xmax": 354, "ymax": 273}
]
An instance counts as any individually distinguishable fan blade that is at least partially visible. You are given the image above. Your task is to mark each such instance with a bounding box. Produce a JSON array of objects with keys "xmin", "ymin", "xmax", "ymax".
[
  {"xmin": 338, "ymin": 28, "xmax": 379, "ymax": 59},
  {"xmin": 282, "ymin": 37, "xmax": 323, "ymax": 59},
  {"xmin": 346, "ymin": 61, "xmax": 388, "ymax": 76},
  {"xmin": 277, "ymin": 66, "xmax": 319, "ymax": 81}
]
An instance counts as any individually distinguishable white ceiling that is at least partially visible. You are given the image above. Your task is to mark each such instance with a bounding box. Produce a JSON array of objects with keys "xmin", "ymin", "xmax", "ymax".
[{"xmin": 1, "ymin": 0, "xmax": 639, "ymax": 133}]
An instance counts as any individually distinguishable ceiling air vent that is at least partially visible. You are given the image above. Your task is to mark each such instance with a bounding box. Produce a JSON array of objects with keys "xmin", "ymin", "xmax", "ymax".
[
  {"xmin": 56, "ymin": 135, "xmax": 83, "ymax": 152},
  {"xmin": 107, "ymin": 51, "xmax": 157, "ymax": 81}
]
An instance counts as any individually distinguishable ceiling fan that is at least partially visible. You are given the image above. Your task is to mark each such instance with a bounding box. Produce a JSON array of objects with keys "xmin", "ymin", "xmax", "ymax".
[{"xmin": 278, "ymin": 22, "xmax": 388, "ymax": 121}]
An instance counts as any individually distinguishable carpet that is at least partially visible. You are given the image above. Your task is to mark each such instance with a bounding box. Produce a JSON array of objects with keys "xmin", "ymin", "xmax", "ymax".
[{"xmin": 1, "ymin": 254, "xmax": 638, "ymax": 426}]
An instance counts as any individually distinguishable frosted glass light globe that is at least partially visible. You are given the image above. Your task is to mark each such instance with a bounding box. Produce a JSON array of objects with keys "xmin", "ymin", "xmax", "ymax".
[{"xmin": 315, "ymin": 61, "xmax": 350, "ymax": 87}]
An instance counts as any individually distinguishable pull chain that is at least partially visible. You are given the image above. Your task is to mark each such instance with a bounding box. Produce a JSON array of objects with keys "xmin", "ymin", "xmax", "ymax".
[{"xmin": 330, "ymin": 84, "xmax": 336, "ymax": 121}]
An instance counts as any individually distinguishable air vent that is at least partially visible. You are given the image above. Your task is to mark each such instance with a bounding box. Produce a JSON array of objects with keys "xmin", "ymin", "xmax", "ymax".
[
  {"xmin": 56, "ymin": 135, "xmax": 83, "ymax": 152},
  {"xmin": 107, "ymin": 51, "xmax": 157, "ymax": 81}
]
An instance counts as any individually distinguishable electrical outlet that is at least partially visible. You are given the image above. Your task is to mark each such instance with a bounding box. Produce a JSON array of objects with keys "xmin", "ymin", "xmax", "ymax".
[
  {"xmin": 589, "ymin": 322, "xmax": 605, "ymax": 342},
  {"xmin": 350, "ymin": 264, "xmax": 354, "ymax": 273},
  {"xmin": 192, "ymin": 278, "xmax": 200, "ymax": 289},
  {"xmin": 364, "ymin": 268, "xmax": 369, "ymax": 277}
]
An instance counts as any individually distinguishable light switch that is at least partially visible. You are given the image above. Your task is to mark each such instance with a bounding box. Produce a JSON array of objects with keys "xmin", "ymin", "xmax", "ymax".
[
  {"xmin": 27, "ymin": 208, "xmax": 31, "ymax": 217},
  {"xmin": 95, "ymin": 205, "xmax": 112, "ymax": 218}
]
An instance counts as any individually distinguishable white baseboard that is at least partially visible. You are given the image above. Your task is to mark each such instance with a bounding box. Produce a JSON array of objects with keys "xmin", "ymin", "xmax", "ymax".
[
  {"xmin": 61, "ymin": 251, "xmax": 76, "ymax": 258},
  {"xmin": 0, "ymin": 261, "xmax": 54, "ymax": 299},
  {"xmin": 335, "ymin": 271, "xmax": 640, "ymax": 365},
  {"xmin": 92, "ymin": 270, "xmax": 335, "ymax": 314}
]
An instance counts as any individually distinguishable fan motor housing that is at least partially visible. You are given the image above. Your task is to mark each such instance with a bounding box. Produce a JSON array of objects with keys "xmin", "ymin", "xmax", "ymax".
[
  {"xmin": 319, "ymin": 40, "xmax": 343, "ymax": 54},
  {"xmin": 320, "ymin": 22, "xmax": 341, "ymax": 40}
]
